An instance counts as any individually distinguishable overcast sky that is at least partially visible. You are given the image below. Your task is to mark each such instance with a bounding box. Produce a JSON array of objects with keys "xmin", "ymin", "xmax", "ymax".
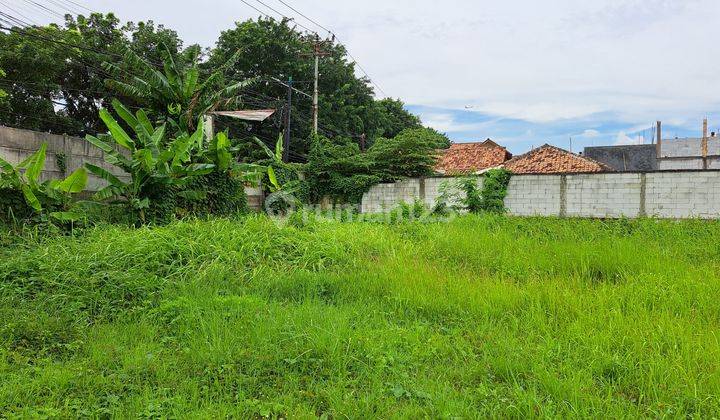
[{"xmin": 17, "ymin": 0, "xmax": 720, "ymax": 153}]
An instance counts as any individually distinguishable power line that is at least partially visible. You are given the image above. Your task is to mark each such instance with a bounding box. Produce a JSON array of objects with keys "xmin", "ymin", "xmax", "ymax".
[
  {"xmin": 276, "ymin": 0, "xmax": 331, "ymax": 34},
  {"xmin": 59, "ymin": 0, "xmax": 93, "ymax": 13},
  {"xmin": 254, "ymin": 0, "xmax": 316, "ymax": 34},
  {"xmin": 20, "ymin": 0, "xmax": 65, "ymax": 19},
  {"xmin": 0, "ymin": 11, "xmax": 32, "ymax": 27},
  {"xmin": 0, "ymin": 0, "xmax": 40, "ymax": 25},
  {"xmin": 46, "ymin": 0, "xmax": 85, "ymax": 16},
  {"xmin": 272, "ymin": 0, "xmax": 388, "ymax": 98}
]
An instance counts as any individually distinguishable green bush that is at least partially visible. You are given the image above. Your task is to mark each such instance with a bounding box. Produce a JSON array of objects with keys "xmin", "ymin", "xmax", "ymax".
[
  {"xmin": 479, "ymin": 168, "xmax": 512, "ymax": 213},
  {"xmin": 301, "ymin": 128, "xmax": 448, "ymax": 205}
]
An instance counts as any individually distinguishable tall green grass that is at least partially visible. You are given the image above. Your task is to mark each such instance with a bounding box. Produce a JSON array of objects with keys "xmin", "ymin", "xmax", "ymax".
[{"xmin": 1, "ymin": 215, "xmax": 720, "ymax": 417}]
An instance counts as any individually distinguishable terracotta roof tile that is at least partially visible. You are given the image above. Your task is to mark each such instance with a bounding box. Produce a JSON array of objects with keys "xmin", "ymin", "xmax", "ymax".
[
  {"xmin": 435, "ymin": 139, "xmax": 512, "ymax": 175},
  {"xmin": 503, "ymin": 144, "xmax": 609, "ymax": 174}
]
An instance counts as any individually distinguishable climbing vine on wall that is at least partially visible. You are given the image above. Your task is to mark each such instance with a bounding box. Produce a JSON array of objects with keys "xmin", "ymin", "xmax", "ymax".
[
  {"xmin": 478, "ymin": 168, "xmax": 512, "ymax": 213},
  {"xmin": 447, "ymin": 169, "xmax": 512, "ymax": 214}
]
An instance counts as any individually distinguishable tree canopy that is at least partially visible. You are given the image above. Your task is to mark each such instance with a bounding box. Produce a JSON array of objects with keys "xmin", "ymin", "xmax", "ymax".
[{"xmin": 0, "ymin": 13, "xmax": 191, "ymax": 136}]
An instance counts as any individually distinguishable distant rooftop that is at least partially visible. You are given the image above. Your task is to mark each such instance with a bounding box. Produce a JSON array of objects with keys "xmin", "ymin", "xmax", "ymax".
[
  {"xmin": 504, "ymin": 144, "xmax": 609, "ymax": 174},
  {"xmin": 434, "ymin": 139, "xmax": 512, "ymax": 175}
]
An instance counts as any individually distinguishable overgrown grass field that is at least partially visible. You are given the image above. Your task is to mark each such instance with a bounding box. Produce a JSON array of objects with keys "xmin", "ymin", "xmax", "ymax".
[{"xmin": 2, "ymin": 215, "xmax": 720, "ymax": 417}]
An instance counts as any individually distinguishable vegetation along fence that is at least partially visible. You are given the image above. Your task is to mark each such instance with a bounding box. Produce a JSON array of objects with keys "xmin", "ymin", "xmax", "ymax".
[
  {"xmin": 0, "ymin": 126, "xmax": 264, "ymax": 210},
  {"xmin": 361, "ymin": 172, "xmax": 720, "ymax": 219}
]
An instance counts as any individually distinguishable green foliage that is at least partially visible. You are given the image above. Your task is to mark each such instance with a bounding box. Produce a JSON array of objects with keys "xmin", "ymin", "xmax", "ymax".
[
  {"xmin": 54, "ymin": 152, "xmax": 67, "ymax": 174},
  {"xmin": 479, "ymin": 168, "xmax": 512, "ymax": 213},
  {"xmin": 0, "ymin": 69, "xmax": 6, "ymax": 101},
  {"xmin": 0, "ymin": 14, "xmax": 188, "ymax": 135},
  {"xmin": 458, "ymin": 177, "xmax": 484, "ymax": 213},
  {"xmin": 299, "ymin": 136, "xmax": 378, "ymax": 204},
  {"xmin": 301, "ymin": 128, "xmax": 447, "ymax": 204},
  {"xmin": 252, "ymin": 134, "xmax": 300, "ymax": 194},
  {"xmin": 3, "ymin": 216, "xmax": 720, "ymax": 416},
  {"xmin": 0, "ymin": 143, "xmax": 88, "ymax": 224},
  {"xmin": 443, "ymin": 169, "xmax": 513, "ymax": 214},
  {"xmin": 84, "ymin": 100, "xmax": 261, "ymax": 224},
  {"xmin": 368, "ymin": 127, "xmax": 448, "ymax": 180},
  {"xmin": 373, "ymin": 98, "xmax": 422, "ymax": 139},
  {"xmin": 85, "ymin": 100, "xmax": 216, "ymax": 223},
  {"xmin": 104, "ymin": 44, "xmax": 254, "ymax": 132}
]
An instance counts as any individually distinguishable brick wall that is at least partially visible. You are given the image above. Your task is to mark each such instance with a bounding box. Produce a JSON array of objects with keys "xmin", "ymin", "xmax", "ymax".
[{"xmin": 361, "ymin": 171, "xmax": 720, "ymax": 219}]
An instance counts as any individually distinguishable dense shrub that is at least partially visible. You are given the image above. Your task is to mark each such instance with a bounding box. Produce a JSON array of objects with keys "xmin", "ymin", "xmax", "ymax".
[{"xmin": 301, "ymin": 128, "xmax": 449, "ymax": 204}]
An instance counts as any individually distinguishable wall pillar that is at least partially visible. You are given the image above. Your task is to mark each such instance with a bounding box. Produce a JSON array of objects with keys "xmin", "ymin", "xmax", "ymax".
[
  {"xmin": 559, "ymin": 175, "xmax": 567, "ymax": 218},
  {"xmin": 639, "ymin": 173, "xmax": 647, "ymax": 217}
]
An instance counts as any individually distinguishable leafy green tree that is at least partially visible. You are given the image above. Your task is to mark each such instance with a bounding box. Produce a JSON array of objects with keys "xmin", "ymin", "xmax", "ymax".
[
  {"xmin": 0, "ymin": 69, "xmax": 6, "ymax": 101},
  {"xmin": 84, "ymin": 99, "xmax": 262, "ymax": 223},
  {"xmin": 0, "ymin": 14, "xmax": 188, "ymax": 135},
  {"xmin": 373, "ymin": 98, "xmax": 422, "ymax": 139},
  {"xmin": 84, "ymin": 100, "xmax": 215, "ymax": 222},
  {"xmin": 209, "ymin": 18, "xmax": 391, "ymax": 156},
  {"xmin": 300, "ymin": 136, "xmax": 378, "ymax": 203},
  {"xmin": 369, "ymin": 127, "xmax": 448, "ymax": 179}
]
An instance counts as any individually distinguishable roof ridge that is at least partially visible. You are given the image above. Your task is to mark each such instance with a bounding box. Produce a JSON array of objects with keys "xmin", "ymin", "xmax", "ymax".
[{"xmin": 502, "ymin": 143, "xmax": 610, "ymax": 173}]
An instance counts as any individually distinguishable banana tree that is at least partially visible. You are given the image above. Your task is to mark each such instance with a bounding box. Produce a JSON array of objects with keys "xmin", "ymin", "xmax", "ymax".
[
  {"xmin": 206, "ymin": 130, "xmax": 265, "ymax": 186},
  {"xmin": 84, "ymin": 99, "xmax": 215, "ymax": 221},
  {"xmin": 104, "ymin": 45, "xmax": 256, "ymax": 132},
  {"xmin": 253, "ymin": 134, "xmax": 300, "ymax": 194},
  {"xmin": 0, "ymin": 143, "xmax": 88, "ymax": 222}
]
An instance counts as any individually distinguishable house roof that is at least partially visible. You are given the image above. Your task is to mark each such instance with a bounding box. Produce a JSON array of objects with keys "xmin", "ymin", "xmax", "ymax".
[
  {"xmin": 503, "ymin": 144, "xmax": 609, "ymax": 174},
  {"xmin": 434, "ymin": 139, "xmax": 512, "ymax": 174}
]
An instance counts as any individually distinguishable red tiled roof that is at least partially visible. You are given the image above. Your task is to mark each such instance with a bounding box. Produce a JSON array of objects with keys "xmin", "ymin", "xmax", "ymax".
[
  {"xmin": 503, "ymin": 144, "xmax": 609, "ymax": 174},
  {"xmin": 434, "ymin": 139, "xmax": 512, "ymax": 175}
]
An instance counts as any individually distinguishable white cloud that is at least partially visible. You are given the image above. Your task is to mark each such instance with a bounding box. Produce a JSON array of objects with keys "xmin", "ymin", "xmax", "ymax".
[
  {"xmin": 580, "ymin": 129, "xmax": 600, "ymax": 138},
  {"xmin": 614, "ymin": 131, "xmax": 643, "ymax": 145}
]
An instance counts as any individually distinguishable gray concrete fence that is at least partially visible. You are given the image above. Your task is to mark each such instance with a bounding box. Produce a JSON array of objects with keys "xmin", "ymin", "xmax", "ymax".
[
  {"xmin": 361, "ymin": 171, "xmax": 720, "ymax": 219},
  {"xmin": 0, "ymin": 126, "xmax": 264, "ymax": 210}
]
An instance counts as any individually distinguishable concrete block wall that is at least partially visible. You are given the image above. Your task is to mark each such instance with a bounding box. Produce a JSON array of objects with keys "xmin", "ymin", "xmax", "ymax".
[
  {"xmin": 361, "ymin": 177, "xmax": 479, "ymax": 213},
  {"xmin": 0, "ymin": 126, "xmax": 129, "ymax": 191},
  {"xmin": 658, "ymin": 159, "xmax": 704, "ymax": 171},
  {"xmin": 361, "ymin": 171, "xmax": 720, "ymax": 219},
  {"xmin": 361, "ymin": 179, "xmax": 421, "ymax": 213},
  {"xmin": 645, "ymin": 172, "xmax": 720, "ymax": 219},
  {"xmin": 566, "ymin": 173, "xmax": 642, "ymax": 218},
  {"xmin": 505, "ymin": 175, "xmax": 561, "ymax": 216}
]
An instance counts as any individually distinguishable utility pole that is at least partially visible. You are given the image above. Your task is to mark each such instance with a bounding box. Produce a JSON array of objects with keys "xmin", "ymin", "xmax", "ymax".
[
  {"xmin": 656, "ymin": 121, "xmax": 662, "ymax": 159},
  {"xmin": 283, "ymin": 76, "xmax": 292, "ymax": 163},
  {"xmin": 702, "ymin": 117, "xmax": 709, "ymax": 169},
  {"xmin": 359, "ymin": 133, "xmax": 366, "ymax": 152},
  {"xmin": 302, "ymin": 35, "xmax": 330, "ymax": 136}
]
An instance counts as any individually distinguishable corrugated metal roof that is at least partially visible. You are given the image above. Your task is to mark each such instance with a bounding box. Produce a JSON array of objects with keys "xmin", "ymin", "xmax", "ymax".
[{"xmin": 211, "ymin": 109, "xmax": 276, "ymax": 121}]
